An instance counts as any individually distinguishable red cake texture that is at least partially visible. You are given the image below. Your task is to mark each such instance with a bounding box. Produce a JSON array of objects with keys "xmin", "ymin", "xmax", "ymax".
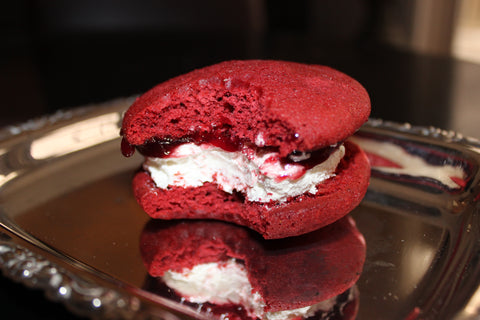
[
  {"xmin": 140, "ymin": 216, "xmax": 366, "ymax": 319},
  {"xmin": 122, "ymin": 60, "xmax": 371, "ymax": 238},
  {"xmin": 122, "ymin": 60, "xmax": 370, "ymax": 156}
]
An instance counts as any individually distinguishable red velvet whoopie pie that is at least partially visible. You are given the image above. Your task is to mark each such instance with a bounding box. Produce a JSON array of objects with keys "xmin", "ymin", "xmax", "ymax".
[{"xmin": 121, "ymin": 60, "xmax": 371, "ymax": 239}]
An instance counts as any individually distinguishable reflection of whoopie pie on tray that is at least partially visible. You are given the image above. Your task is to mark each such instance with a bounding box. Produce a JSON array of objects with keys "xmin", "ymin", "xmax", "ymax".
[
  {"xmin": 140, "ymin": 216, "xmax": 366, "ymax": 320},
  {"xmin": 121, "ymin": 60, "xmax": 371, "ymax": 239}
]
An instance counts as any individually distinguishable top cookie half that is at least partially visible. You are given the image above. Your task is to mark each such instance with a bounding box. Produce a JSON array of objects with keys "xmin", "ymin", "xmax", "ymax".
[{"xmin": 121, "ymin": 60, "xmax": 371, "ymax": 157}]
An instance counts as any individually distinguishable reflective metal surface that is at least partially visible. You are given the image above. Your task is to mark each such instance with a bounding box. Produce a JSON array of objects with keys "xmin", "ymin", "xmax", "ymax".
[{"xmin": 0, "ymin": 99, "xmax": 479, "ymax": 319}]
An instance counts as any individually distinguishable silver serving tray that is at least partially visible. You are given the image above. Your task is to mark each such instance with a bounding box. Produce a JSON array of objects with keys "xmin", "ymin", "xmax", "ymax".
[{"xmin": 0, "ymin": 98, "xmax": 480, "ymax": 320}]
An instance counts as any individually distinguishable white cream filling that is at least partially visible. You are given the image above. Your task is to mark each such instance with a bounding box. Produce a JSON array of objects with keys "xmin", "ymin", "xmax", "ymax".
[
  {"xmin": 163, "ymin": 260, "xmax": 265, "ymax": 317},
  {"xmin": 144, "ymin": 143, "xmax": 345, "ymax": 203},
  {"xmin": 162, "ymin": 259, "xmax": 338, "ymax": 320},
  {"xmin": 265, "ymin": 299, "xmax": 337, "ymax": 320}
]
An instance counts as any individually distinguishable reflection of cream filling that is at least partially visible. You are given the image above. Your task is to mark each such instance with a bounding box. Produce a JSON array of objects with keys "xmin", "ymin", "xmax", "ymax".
[
  {"xmin": 144, "ymin": 143, "xmax": 345, "ymax": 203},
  {"xmin": 350, "ymin": 137, "xmax": 465, "ymax": 188},
  {"xmin": 162, "ymin": 259, "xmax": 338, "ymax": 320}
]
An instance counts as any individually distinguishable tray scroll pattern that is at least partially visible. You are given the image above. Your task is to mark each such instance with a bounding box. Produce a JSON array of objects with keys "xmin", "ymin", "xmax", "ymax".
[{"xmin": 0, "ymin": 233, "xmax": 148, "ymax": 319}]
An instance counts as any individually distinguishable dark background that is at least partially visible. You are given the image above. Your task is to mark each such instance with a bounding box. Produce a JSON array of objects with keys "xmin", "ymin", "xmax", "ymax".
[
  {"xmin": 1, "ymin": 1, "xmax": 479, "ymax": 319},
  {"xmin": 3, "ymin": 0, "xmax": 479, "ymax": 133}
]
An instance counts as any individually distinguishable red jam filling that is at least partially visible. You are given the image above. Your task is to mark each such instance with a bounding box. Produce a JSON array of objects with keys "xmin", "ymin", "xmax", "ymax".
[
  {"xmin": 121, "ymin": 132, "xmax": 242, "ymax": 158},
  {"xmin": 121, "ymin": 133, "xmax": 340, "ymax": 177},
  {"xmin": 286, "ymin": 146, "xmax": 339, "ymax": 170},
  {"xmin": 121, "ymin": 137, "xmax": 136, "ymax": 157},
  {"xmin": 273, "ymin": 146, "xmax": 339, "ymax": 182}
]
